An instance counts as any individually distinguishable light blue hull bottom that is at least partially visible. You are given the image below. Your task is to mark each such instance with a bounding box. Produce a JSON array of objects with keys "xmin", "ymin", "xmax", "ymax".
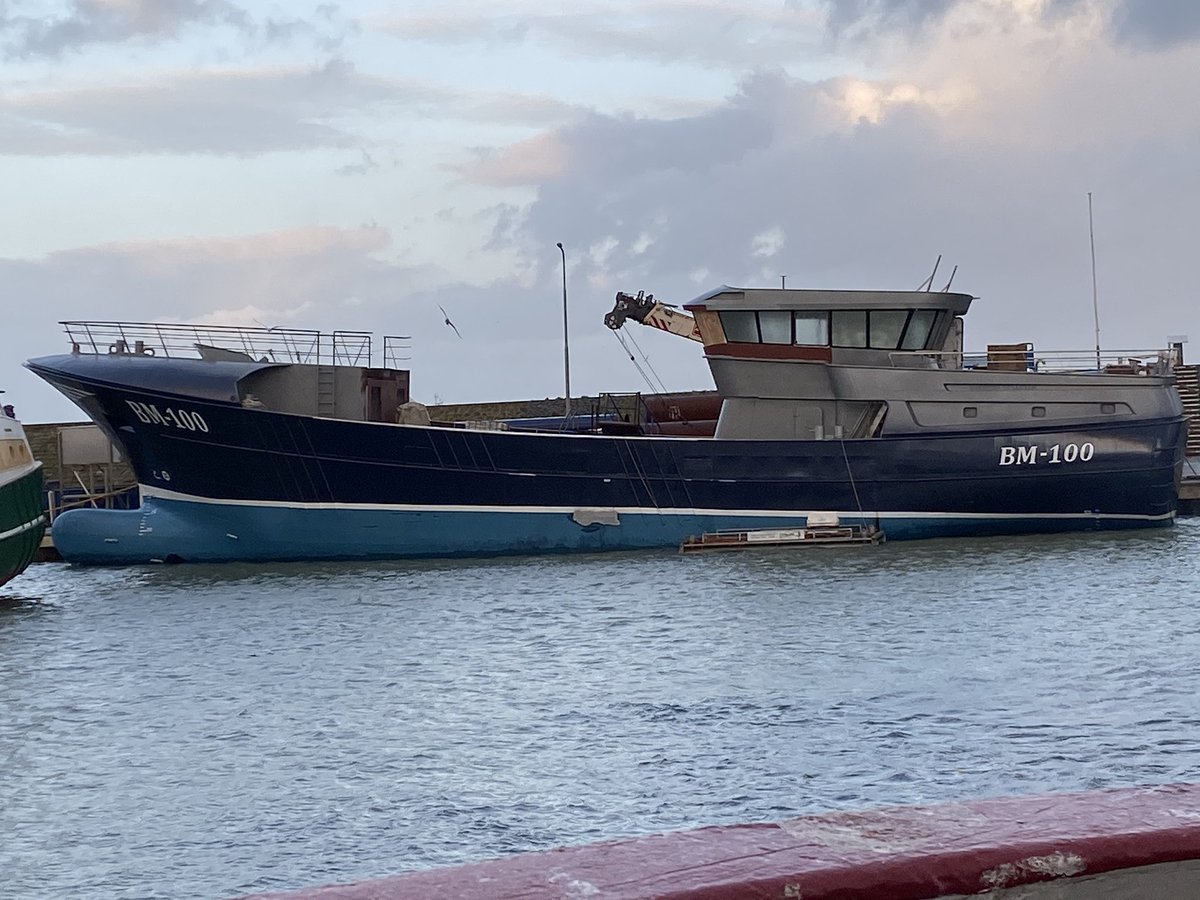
[{"xmin": 50, "ymin": 496, "xmax": 1176, "ymax": 565}]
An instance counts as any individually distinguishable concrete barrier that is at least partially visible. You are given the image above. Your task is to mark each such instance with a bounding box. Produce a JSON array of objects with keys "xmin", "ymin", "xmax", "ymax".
[{"xmin": 241, "ymin": 783, "xmax": 1200, "ymax": 899}]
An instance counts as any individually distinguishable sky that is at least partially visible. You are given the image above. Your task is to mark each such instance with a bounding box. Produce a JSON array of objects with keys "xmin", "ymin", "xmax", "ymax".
[{"xmin": 3, "ymin": 0, "xmax": 1200, "ymax": 422}]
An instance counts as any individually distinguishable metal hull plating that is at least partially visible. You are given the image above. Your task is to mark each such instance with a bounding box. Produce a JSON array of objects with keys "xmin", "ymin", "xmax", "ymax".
[
  {"xmin": 27, "ymin": 363, "xmax": 1186, "ymax": 565},
  {"xmin": 52, "ymin": 495, "xmax": 1177, "ymax": 565}
]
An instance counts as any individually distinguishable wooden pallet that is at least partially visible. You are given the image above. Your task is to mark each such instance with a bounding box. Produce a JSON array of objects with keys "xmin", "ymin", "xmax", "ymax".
[
  {"xmin": 1176, "ymin": 365, "xmax": 1200, "ymax": 458},
  {"xmin": 680, "ymin": 524, "xmax": 884, "ymax": 553}
]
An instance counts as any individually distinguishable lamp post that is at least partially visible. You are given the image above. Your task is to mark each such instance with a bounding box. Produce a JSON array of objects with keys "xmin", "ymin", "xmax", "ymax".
[
  {"xmin": 557, "ymin": 242, "xmax": 571, "ymax": 421},
  {"xmin": 1088, "ymin": 192, "xmax": 1101, "ymax": 371}
]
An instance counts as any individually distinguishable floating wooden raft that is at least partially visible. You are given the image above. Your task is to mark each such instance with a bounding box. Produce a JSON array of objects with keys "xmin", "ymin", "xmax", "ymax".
[{"xmin": 680, "ymin": 519, "xmax": 884, "ymax": 553}]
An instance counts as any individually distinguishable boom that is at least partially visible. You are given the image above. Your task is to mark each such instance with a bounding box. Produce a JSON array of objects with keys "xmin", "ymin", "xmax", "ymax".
[{"xmin": 604, "ymin": 291, "xmax": 703, "ymax": 343}]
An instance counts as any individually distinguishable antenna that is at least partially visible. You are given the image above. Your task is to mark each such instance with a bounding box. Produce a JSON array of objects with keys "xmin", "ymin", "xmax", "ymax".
[
  {"xmin": 557, "ymin": 242, "xmax": 571, "ymax": 421},
  {"xmin": 1088, "ymin": 192, "xmax": 1101, "ymax": 371},
  {"xmin": 918, "ymin": 255, "xmax": 941, "ymax": 291},
  {"xmin": 940, "ymin": 265, "xmax": 958, "ymax": 292}
]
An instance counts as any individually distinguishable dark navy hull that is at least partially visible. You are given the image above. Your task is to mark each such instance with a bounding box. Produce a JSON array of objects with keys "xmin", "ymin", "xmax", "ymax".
[{"xmin": 29, "ymin": 358, "xmax": 1187, "ymax": 564}]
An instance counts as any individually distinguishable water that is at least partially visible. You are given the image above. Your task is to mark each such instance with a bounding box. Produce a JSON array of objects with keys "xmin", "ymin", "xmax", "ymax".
[{"xmin": 3, "ymin": 523, "xmax": 1200, "ymax": 899}]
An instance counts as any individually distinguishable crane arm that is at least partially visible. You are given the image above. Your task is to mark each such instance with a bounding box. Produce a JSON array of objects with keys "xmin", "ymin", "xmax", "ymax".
[{"xmin": 603, "ymin": 291, "xmax": 703, "ymax": 343}]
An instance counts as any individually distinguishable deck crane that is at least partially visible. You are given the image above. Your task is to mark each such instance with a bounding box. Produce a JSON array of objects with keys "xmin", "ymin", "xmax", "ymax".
[{"xmin": 603, "ymin": 291, "xmax": 703, "ymax": 342}]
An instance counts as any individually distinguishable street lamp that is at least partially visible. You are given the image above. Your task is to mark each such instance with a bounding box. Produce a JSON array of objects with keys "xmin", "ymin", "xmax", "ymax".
[{"xmin": 557, "ymin": 242, "xmax": 571, "ymax": 421}]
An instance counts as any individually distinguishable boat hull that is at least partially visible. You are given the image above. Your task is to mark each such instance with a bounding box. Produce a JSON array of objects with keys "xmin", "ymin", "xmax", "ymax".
[
  {"xmin": 29, "ymin": 361, "xmax": 1187, "ymax": 564},
  {"xmin": 0, "ymin": 463, "xmax": 46, "ymax": 585},
  {"xmin": 52, "ymin": 493, "xmax": 1180, "ymax": 565}
]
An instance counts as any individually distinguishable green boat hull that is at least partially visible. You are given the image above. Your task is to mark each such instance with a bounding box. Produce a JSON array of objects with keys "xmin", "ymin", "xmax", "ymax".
[{"xmin": 0, "ymin": 463, "xmax": 45, "ymax": 588}]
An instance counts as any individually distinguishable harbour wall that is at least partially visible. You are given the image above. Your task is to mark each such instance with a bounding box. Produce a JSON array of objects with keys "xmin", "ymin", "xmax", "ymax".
[{"xmin": 240, "ymin": 783, "xmax": 1200, "ymax": 900}]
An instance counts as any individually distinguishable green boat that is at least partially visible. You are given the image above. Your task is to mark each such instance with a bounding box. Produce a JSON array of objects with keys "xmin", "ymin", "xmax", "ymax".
[{"xmin": 0, "ymin": 404, "xmax": 45, "ymax": 588}]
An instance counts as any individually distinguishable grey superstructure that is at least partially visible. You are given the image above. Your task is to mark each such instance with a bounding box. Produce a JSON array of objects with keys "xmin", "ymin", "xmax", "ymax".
[{"xmin": 610, "ymin": 285, "xmax": 1184, "ymax": 441}]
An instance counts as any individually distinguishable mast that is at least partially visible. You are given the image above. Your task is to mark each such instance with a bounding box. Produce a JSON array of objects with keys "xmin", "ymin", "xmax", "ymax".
[{"xmin": 1088, "ymin": 192, "xmax": 1101, "ymax": 371}]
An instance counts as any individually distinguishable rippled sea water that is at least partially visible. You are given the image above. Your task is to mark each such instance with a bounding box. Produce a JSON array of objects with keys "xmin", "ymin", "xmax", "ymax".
[{"xmin": 4, "ymin": 522, "xmax": 1200, "ymax": 899}]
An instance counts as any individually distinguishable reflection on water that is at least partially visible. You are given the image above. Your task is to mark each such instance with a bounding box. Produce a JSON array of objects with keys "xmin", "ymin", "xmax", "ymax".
[{"xmin": 2, "ymin": 523, "xmax": 1200, "ymax": 899}]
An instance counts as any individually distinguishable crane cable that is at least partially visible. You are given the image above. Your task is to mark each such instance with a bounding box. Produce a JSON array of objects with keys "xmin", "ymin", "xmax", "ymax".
[
  {"xmin": 608, "ymin": 326, "xmax": 704, "ymax": 523},
  {"xmin": 610, "ymin": 328, "xmax": 671, "ymax": 397}
]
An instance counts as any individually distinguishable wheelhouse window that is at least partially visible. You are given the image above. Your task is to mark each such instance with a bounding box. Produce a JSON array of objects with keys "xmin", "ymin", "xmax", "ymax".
[
  {"xmin": 869, "ymin": 310, "xmax": 908, "ymax": 349},
  {"xmin": 901, "ymin": 309, "xmax": 938, "ymax": 350},
  {"xmin": 831, "ymin": 310, "xmax": 867, "ymax": 348},
  {"xmin": 718, "ymin": 307, "xmax": 941, "ymax": 350},
  {"xmin": 793, "ymin": 312, "xmax": 829, "ymax": 346},
  {"xmin": 758, "ymin": 310, "xmax": 792, "ymax": 344},
  {"xmin": 720, "ymin": 310, "xmax": 759, "ymax": 343}
]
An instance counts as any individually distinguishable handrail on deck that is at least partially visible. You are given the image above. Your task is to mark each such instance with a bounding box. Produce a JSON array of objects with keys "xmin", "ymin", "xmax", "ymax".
[
  {"xmin": 60, "ymin": 320, "xmax": 391, "ymax": 368},
  {"xmin": 890, "ymin": 345, "xmax": 1181, "ymax": 375},
  {"xmin": 382, "ymin": 334, "xmax": 412, "ymax": 369}
]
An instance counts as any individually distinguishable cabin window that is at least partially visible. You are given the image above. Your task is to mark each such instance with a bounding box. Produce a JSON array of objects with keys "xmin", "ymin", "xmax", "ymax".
[
  {"xmin": 793, "ymin": 312, "xmax": 829, "ymax": 346},
  {"xmin": 1101, "ymin": 403, "xmax": 1116, "ymax": 414},
  {"xmin": 869, "ymin": 310, "xmax": 909, "ymax": 349},
  {"xmin": 963, "ymin": 406, "xmax": 978, "ymax": 418},
  {"xmin": 758, "ymin": 310, "xmax": 793, "ymax": 344},
  {"xmin": 720, "ymin": 310, "xmax": 759, "ymax": 343},
  {"xmin": 900, "ymin": 309, "xmax": 938, "ymax": 350},
  {"xmin": 1031, "ymin": 406, "xmax": 1046, "ymax": 418},
  {"xmin": 831, "ymin": 310, "xmax": 868, "ymax": 348}
]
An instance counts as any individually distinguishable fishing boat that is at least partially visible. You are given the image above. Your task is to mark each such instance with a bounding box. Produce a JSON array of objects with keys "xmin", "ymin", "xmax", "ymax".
[
  {"xmin": 0, "ymin": 398, "xmax": 46, "ymax": 585},
  {"xmin": 25, "ymin": 284, "xmax": 1187, "ymax": 565}
]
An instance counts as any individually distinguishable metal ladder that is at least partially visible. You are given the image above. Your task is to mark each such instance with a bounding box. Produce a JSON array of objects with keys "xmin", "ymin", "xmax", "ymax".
[{"xmin": 317, "ymin": 366, "xmax": 337, "ymax": 418}]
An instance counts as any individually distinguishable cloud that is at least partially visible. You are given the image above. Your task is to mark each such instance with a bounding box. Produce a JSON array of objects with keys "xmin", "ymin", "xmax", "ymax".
[
  {"xmin": 475, "ymin": 4, "xmax": 1200, "ymax": 361},
  {"xmin": 751, "ymin": 226, "xmax": 786, "ymax": 258},
  {"xmin": 0, "ymin": 0, "xmax": 357, "ymax": 58},
  {"xmin": 9, "ymin": 226, "xmax": 397, "ymax": 322},
  {"xmin": 1, "ymin": 0, "xmax": 251, "ymax": 57},
  {"xmin": 0, "ymin": 59, "xmax": 583, "ymax": 157},
  {"xmin": 380, "ymin": 1, "xmax": 829, "ymax": 71},
  {"xmin": 0, "ymin": 59, "xmax": 375, "ymax": 155},
  {"xmin": 819, "ymin": 0, "xmax": 1093, "ymax": 40},
  {"xmin": 1111, "ymin": 0, "xmax": 1200, "ymax": 49},
  {"xmin": 461, "ymin": 97, "xmax": 777, "ymax": 192},
  {"xmin": 819, "ymin": 0, "xmax": 962, "ymax": 40},
  {"xmin": 461, "ymin": 132, "xmax": 570, "ymax": 186},
  {"xmin": 818, "ymin": 0, "xmax": 1200, "ymax": 52}
]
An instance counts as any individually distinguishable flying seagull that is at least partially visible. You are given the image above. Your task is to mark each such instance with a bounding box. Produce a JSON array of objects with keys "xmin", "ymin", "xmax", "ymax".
[{"xmin": 438, "ymin": 305, "xmax": 463, "ymax": 339}]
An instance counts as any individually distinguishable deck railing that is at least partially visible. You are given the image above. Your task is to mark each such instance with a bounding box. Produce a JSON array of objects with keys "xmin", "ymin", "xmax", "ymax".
[
  {"xmin": 891, "ymin": 345, "xmax": 1181, "ymax": 376},
  {"xmin": 61, "ymin": 321, "xmax": 412, "ymax": 369}
]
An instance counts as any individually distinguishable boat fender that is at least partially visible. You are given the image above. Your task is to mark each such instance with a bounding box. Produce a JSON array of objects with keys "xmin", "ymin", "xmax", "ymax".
[{"xmin": 572, "ymin": 508, "xmax": 620, "ymax": 527}]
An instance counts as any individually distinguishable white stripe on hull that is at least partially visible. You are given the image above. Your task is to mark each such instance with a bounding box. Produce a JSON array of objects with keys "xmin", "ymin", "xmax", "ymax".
[
  {"xmin": 0, "ymin": 515, "xmax": 46, "ymax": 543},
  {"xmin": 139, "ymin": 484, "xmax": 1175, "ymax": 523}
]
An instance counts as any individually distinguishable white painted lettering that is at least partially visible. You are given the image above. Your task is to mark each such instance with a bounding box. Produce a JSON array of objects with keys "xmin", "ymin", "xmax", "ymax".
[
  {"xmin": 123, "ymin": 401, "xmax": 211, "ymax": 434},
  {"xmin": 127, "ymin": 400, "xmax": 152, "ymax": 424},
  {"xmin": 999, "ymin": 441, "xmax": 1097, "ymax": 467}
]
